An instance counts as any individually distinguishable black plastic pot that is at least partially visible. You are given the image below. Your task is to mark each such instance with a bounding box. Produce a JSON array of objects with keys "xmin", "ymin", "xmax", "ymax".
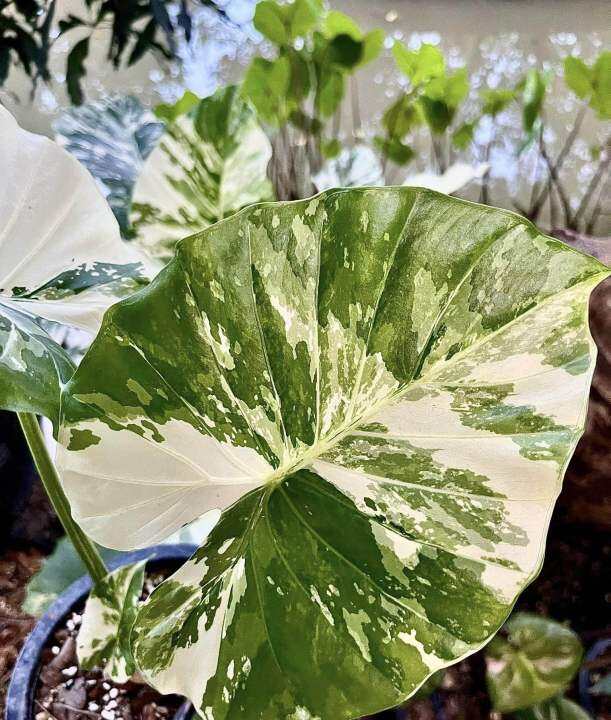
[{"xmin": 6, "ymin": 543, "xmax": 197, "ymax": 720}]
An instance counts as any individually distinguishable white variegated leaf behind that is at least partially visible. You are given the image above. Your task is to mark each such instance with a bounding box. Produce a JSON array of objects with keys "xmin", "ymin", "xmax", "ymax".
[
  {"xmin": 0, "ymin": 106, "xmax": 156, "ymax": 427},
  {"xmin": 130, "ymin": 86, "xmax": 273, "ymax": 263}
]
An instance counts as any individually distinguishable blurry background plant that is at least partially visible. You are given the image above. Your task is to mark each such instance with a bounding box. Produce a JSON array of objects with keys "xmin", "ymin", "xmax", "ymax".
[
  {"xmin": 1, "ymin": 0, "xmax": 609, "ymax": 237},
  {"xmin": 243, "ymin": 0, "xmax": 383, "ymax": 197},
  {"xmin": 0, "ymin": 0, "xmax": 231, "ymax": 104}
]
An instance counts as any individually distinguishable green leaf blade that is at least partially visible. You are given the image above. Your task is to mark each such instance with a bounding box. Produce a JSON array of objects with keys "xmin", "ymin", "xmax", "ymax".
[
  {"xmin": 253, "ymin": 0, "xmax": 288, "ymax": 45},
  {"xmin": 564, "ymin": 57, "xmax": 593, "ymax": 100}
]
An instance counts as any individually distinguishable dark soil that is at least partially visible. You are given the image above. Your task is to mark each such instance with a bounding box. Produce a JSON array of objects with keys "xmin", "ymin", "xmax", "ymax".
[
  {"xmin": 0, "ymin": 530, "xmax": 188, "ymax": 720},
  {"xmin": 0, "ymin": 547, "xmax": 43, "ymax": 717}
]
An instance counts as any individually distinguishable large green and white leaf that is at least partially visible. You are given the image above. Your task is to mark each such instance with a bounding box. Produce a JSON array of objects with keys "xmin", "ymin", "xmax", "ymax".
[
  {"xmin": 77, "ymin": 561, "xmax": 145, "ymax": 683},
  {"xmin": 0, "ymin": 106, "xmax": 155, "ymax": 426},
  {"xmin": 486, "ymin": 613, "xmax": 583, "ymax": 712},
  {"xmin": 58, "ymin": 188, "xmax": 607, "ymax": 719},
  {"xmin": 54, "ymin": 95, "xmax": 164, "ymax": 237},
  {"xmin": 130, "ymin": 86, "xmax": 273, "ymax": 262}
]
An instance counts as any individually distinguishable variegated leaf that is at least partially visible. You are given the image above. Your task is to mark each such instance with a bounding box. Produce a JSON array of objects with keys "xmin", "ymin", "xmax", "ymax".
[
  {"xmin": 57, "ymin": 188, "xmax": 608, "ymax": 719},
  {"xmin": 54, "ymin": 95, "xmax": 164, "ymax": 237},
  {"xmin": 0, "ymin": 106, "xmax": 155, "ymax": 427},
  {"xmin": 130, "ymin": 86, "xmax": 273, "ymax": 263},
  {"xmin": 77, "ymin": 561, "xmax": 146, "ymax": 683}
]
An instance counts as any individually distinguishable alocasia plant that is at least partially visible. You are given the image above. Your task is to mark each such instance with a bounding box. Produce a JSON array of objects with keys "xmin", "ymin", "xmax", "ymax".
[
  {"xmin": 130, "ymin": 86, "xmax": 273, "ymax": 263},
  {"xmin": 515, "ymin": 697, "xmax": 591, "ymax": 720},
  {"xmin": 57, "ymin": 186, "xmax": 608, "ymax": 718}
]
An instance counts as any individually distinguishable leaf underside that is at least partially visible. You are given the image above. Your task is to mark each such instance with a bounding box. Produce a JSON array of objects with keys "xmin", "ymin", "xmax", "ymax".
[{"xmin": 58, "ymin": 187, "xmax": 608, "ymax": 719}]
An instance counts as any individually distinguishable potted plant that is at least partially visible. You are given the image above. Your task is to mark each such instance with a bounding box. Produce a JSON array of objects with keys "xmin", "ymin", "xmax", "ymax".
[{"xmin": 2, "ymin": 80, "xmax": 609, "ymax": 720}]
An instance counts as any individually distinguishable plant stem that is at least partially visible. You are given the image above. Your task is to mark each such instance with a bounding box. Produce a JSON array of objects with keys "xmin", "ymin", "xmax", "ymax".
[
  {"xmin": 432, "ymin": 135, "xmax": 445, "ymax": 173},
  {"xmin": 350, "ymin": 75, "xmax": 361, "ymax": 137},
  {"xmin": 539, "ymin": 136, "xmax": 573, "ymax": 227},
  {"xmin": 529, "ymin": 104, "xmax": 587, "ymax": 218},
  {"xmin": 17, "ymin": 412, "xmax": 108, "ymax": 587},
  {"xmin": 573, "ymin": 142, "xmax": 610, "ymax": 230},
  {"xmin": 480, "ymin": 133, "xmax": 493, "ymax": 205},
  {"xmin": 585, "ymin": 173, "xmax": 609, "ymax": 235}
]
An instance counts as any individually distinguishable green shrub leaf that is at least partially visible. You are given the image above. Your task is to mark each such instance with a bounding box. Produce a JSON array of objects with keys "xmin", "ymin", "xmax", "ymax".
[
  {"xmin": 253, "ymin": 0, "xmax": 288, "ymax": 45},
  {"xmin": 242, "ymin": 55, "xmax": 292, "ymax": 125},
  {"xmin": 452, "ymin": 121, "xmax": 477, "ymax": 150},
  {"xmin": 591, "ymin": 51, "xmax": 611, "ymax": 120},
  {"xmin": 392, "ymin": 42, "xmax": 446, "ymax": 86},
  {"xmin": 486, "ymin": 613, "xmax": 584, "ymax": 712},
  {"xmin": 58, "ymin": 188, "xmax": 607, "ymax": 718},
  {"xmin": 520, "ymin": 69, "xmax": 548, "ymax": 134},
  {"xmin": 131, "ymin": 86, "xmax": 273, "ymax": 262},
  {"xmin": 481, "ymin": 88, "xmax": 516, "ymax": 117},
  {"xmin": 564, "ymin": 57, "xmax": 593, "ymax": 100}
]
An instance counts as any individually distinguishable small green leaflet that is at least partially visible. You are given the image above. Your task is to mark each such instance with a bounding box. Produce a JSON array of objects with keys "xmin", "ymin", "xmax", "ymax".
[
  {"xmin": 486, "ymin": 613, "xmax": 584, "ymax": 712},
  {"xmin": 0, "ymin": 106, "xmax": 155, "ymax": 428},
  {"xmin": 77, "ymin": 561, "xmax": 146, "ymax": 683},
  {"xmin": 58, "ymin": 187, "xmax": 608, "ymax": 718},
  {"xmin": 131, "ymin": 86, "xmax": 273, "ymax": 263}
]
